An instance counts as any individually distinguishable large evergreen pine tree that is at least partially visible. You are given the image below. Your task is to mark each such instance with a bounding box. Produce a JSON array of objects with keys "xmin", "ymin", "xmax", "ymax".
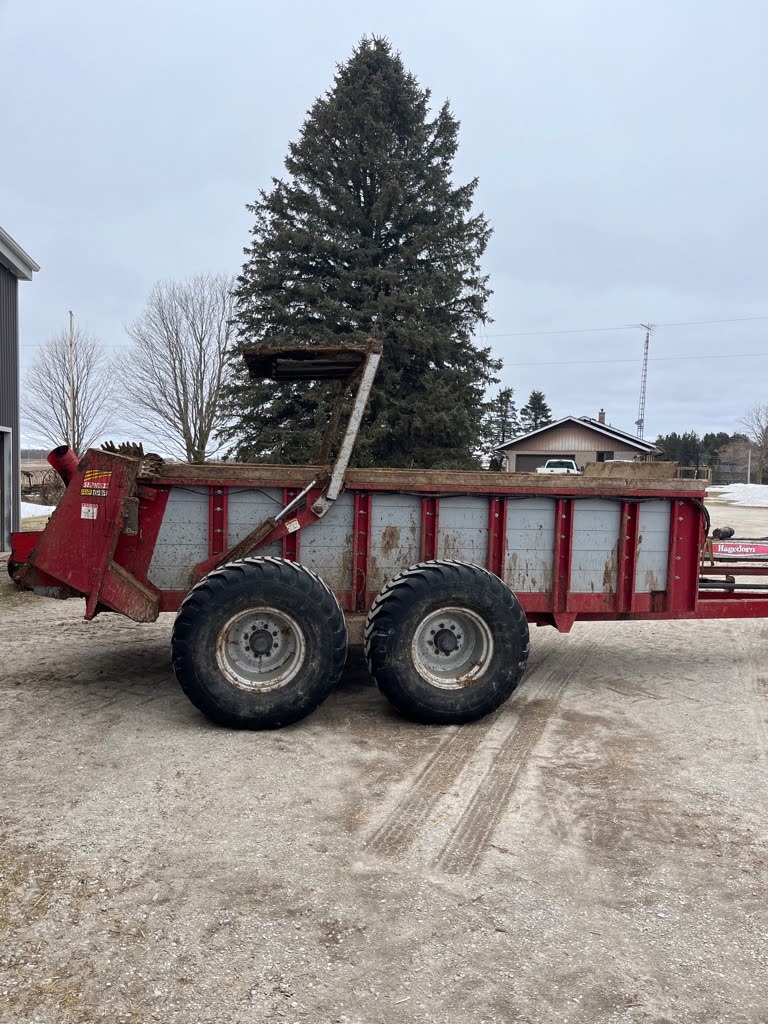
[{"xmin": 226, "ymin": 37, "xmax": 499, "ymax": 468}]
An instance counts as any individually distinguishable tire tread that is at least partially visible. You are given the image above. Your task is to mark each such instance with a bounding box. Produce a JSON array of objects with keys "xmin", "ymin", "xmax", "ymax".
[
  {"xmin": 364, "ymin": 559, "xmax": 529, "ymax": 724},
  {"xmin": 172, "ymin": 557, "xmax": 347, "ymax": 729}
]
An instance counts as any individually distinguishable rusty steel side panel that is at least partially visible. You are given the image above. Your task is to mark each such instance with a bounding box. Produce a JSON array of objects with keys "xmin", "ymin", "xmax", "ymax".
[
  {"xmin": 504, "ymin": 498, "xmax": 556, "ymax": 593},
  {"xmin": 139, "ymin": 490, "xmax": 677, "ymax": 610},
  {"xmin": 148, "ymin": 486, "xmax": 284, "ymax": 591},
  {"xmin": 435, "ymin": 496, "xmax": 489, "ymax": 564},
  {"xmin": 147, "ymin": 487, "xmax": 210, "ymax": 591},
  {"xmin": 227, "ymin": 488, "xmax": 282, "ymax": 559},
  {"xmin": 367, "ymin": 493, "xmax": 421, "ymax": 597},
  {"xmin": 297, "ymin": 492, "xmax": 355, "ymax": 598},
  {"xmin": 635, "ymin": 500, "xmax": 671, "ymax": 592},
  {"xmin": 570, "ymin": 499, "xmax": 622, "ymax": 594}
]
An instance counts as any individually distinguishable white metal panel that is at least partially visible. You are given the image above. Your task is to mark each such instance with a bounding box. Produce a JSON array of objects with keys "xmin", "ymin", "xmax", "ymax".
[
  {"xmin": 228, "ymin": 487, "xmax": 282, "ymax": 558},
  {"xmin": 635, "ymin": 500, "xmax": 671, "ymax": 592},
  {"xmin": 299, "ymin": 493, "xmax": 354, "ymax": 593},
  {"xmin": 437, "ymin": 496, "xmax": 488, "ymax": 565},
  {"xmin": 148, "ymin": 486, "xmax": 209, "ymax": 590},
  {"xmin": 149, "ymin": 486, "xmax": 288, "ymax": 591},
  {"xmin": 570, "ymin": 498, "xmax": 621, "ymax": 594},
  {"xmin": 368, "ymin": 493, "xmax": 421, "ymax": 594},
  {"xmin": 504, "ymin": 498, "xmax": 556, "ymax": 593}
]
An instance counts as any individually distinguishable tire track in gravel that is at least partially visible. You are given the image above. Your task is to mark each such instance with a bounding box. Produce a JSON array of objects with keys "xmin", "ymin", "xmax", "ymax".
[
  {"xmin": 747, "ymin": 630, "xmax": 768, "ymax": 759},
  {"xmin": 434, "ymin": 631, "xmax": 605, "ymax": 876},
  {"xmin": 365, "ymin": 635, "xmax": 582, "ymax": 859},
  {"xmin": 365, "ymin": 717, "xmax": 495, "ymax": 857}
]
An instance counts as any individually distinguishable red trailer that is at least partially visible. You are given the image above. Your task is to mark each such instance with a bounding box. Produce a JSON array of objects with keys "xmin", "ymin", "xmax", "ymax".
[{"xmin": 10, "ymin": 342, "xmax": 768, "ymax": 729}]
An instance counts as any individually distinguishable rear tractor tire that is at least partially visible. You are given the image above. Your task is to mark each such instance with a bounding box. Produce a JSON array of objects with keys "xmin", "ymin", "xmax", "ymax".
[
  {"xmin": 364, "ymin": 560, "xmax": 529, "ymax": 725},
  {"xmin": 172, "ymin": 557, "xmax": 347, "ymax": 729}
]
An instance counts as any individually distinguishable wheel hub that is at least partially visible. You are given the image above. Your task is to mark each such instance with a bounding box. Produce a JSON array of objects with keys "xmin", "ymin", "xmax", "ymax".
[
  {"xmin": 248, "ymin": 628, "xmax": 274, "ymax": 656},
  {"xmin": 434, "ymin": 628, "xmax": 459, "ymax": 654},
  {"xmin": 216, "ymin": 607, "xmax": 306, "ymax": 692},
  {"xmin": 411, "ymin": 607, "xmax": 494, "ymax": 690}
]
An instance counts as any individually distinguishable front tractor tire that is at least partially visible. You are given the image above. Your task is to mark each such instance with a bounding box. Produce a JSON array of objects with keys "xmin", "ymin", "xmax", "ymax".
[
  {"xmin": 172, "ymin": 557, "xmax": 347, "ymax": 729},
  {"xmin": 364, "ymin": 560, "xmax": 529, "ymax": 725}
]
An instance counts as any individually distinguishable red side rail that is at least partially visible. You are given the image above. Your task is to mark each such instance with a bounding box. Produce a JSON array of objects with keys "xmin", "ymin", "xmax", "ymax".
[
  {"xmin": 13, "ymin": 459, "xmax": 768, "ymax": 629},
  {"xmin": 127, "ymin": 487, "xmax": 768, "ymax": 626}
]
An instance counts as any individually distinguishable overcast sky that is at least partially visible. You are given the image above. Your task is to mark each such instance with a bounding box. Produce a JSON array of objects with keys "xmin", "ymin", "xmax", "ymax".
[{"xmin": 2, "ymin": 0, "xmax": 766, "ymax": 447}]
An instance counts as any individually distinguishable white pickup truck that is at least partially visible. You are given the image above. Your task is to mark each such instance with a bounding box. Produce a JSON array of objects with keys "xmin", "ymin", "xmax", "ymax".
[{"xmin": 535, "ymin": 459, "xmax": 581, "ymax": 475}]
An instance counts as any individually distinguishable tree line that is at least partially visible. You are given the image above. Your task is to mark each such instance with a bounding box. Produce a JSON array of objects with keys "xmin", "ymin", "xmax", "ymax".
[{"xmin": 655, "ymin": 422, "xmax": 768, "ymax": 484}]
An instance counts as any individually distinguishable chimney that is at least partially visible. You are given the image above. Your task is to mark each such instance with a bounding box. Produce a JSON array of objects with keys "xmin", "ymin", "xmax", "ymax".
[{"xmin": 598, "ymin": 408, "xmax": 606, "ymax": 424}]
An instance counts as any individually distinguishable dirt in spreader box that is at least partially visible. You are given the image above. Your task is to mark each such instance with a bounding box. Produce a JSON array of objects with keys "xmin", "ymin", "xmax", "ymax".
[{"xmin": 1, "ymin": 505, "xmax": 767, "ymax": 1024}]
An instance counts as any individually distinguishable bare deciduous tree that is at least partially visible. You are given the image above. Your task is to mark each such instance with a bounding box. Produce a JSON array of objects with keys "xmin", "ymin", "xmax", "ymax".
[
  {"xmin": 23, "ymin": 325, "xmax": 116, "ymax": 455},
  {"xmin": 716, "ymin": 436, "xmax": 750, "ymax": 483},
  {"xmin": 740, "ymin": 402, "xmax": 768, "ymax": 483},
  {"xmin": 119, "ymin": 274, "xmax": 235, "ymax": 462}
]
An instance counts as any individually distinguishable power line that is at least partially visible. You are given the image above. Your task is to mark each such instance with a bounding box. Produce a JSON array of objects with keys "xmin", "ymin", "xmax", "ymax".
[
  {"xmin": 652, "ymin": 315, "xmax": 768, "ymax": 328},
  {"xmin": 17, "ymin": 313, "xmax": 768, "ymax": 350},
  {"xmin": 489, "ymin": 325, "xmax": 635, "ymax": 338},
  {"xmin": 18, "ymin": 346, "xmax": 768, "ymax": 366},
  {"xmin": 503, "ymin": 350, "xmax": 767, "ymax": 367},
  {"xmin": 486, "ymin": 314, "xmax": 768, "ymax": 338},
  {"xmin": 16, "ymin": 309, "xmax": 768, "ymax": 350}
]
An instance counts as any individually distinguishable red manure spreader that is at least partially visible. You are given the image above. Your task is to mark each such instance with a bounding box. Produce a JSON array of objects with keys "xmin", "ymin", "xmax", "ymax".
[{"xmin": 10, "ymin": 342, "xmax": 768, "ymax": 729}]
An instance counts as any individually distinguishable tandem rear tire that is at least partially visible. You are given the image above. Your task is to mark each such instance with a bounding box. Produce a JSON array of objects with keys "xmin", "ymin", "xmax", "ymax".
[
  {"xmin": 171, "ymin": 557, "xmax": 347, "ymax": 729},
  {"xmin": 364, "ymin": 560, "xmax": 529, "ymax": 725}
]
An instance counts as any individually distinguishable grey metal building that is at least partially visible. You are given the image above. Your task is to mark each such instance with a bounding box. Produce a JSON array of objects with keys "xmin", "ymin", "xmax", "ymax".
[{"xmin": 0, "ymin": 226, "xmax": 39, "ymax": 549}]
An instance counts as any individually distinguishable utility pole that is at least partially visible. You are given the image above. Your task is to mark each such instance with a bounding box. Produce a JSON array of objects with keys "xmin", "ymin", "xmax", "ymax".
[
  {"xmin": 747, "ymin": 444, "xmax": 752, "ymax": 484},
  {"xmin": 635, "ymin": 323, "xmax": 654, "ymax": 439},
  {"xmin": 68, "ymin": 310, "xmax": 75, "ymax": 451}
]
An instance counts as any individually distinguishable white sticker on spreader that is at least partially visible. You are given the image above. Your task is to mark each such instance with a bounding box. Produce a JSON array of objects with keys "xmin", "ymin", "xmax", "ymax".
[
  {"xmin": 81, "ymin": 503, "xmax": 98, "ymax": 520},
  {"xmin": 285, "ymin": 518, "xmax": 301, "ymax": 533}
]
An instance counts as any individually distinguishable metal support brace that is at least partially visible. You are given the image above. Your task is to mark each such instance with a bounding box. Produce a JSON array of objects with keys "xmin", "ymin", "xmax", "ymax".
[
  {"xmin": 311, "ymin": 343, "xmax": 382, "ymax": 517},
  {"xmin": 275, "ymin": 479, "xmax": 317, "ymax": 522},
  {"xmin": 196, "ymin": 339, "xmax": 383, "ymax": 577}
]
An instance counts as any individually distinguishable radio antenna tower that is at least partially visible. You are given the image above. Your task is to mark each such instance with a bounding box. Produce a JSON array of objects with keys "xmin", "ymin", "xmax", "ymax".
[{"xmin": 635, "ymin": 323, "xmax": 654, "ymax": 438}]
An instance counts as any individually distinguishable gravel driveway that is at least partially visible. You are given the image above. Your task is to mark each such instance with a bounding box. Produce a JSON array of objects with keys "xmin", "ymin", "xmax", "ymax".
[{"xmin": 1, "ymin": 502, "xmax": 767, "ymax": 1023}]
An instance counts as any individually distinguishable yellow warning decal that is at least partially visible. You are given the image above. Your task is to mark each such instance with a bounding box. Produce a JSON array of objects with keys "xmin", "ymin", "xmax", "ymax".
[{"xmin": 80, "ymin": 469, "xmax": 112, "ymax": 497}]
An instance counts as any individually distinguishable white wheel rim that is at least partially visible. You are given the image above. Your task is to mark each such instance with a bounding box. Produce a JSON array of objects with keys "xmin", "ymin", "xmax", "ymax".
[
  {"xmin": 216, "ymin": 607, "xmax": 306, "ymax": 692},
  {"xmin": 411, "ymin": 606, "xmax": 494, "ymax": 690}
]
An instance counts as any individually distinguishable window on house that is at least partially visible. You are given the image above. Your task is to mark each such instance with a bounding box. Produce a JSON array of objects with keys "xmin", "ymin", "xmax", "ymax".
[{"xmin": 596, "ymin": 451, "xmax": 614, "ymax": 462}]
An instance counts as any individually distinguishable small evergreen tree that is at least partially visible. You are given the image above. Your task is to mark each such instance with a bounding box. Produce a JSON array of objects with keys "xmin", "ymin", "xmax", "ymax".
[
  {"xmin": 226, "ymin": 37, "xmax": 498, "ymax": 468},
  {"xmin": 519, "ymin": 390, "xmax": 554, "ymax": 433},
  {"xmin": 481, "ymin": 387, "xmax": 520, "ymax": 469}
]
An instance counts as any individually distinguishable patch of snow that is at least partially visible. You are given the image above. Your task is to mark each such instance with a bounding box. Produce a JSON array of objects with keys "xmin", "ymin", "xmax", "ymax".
[
  {"xmin": 20, "ymin": 501, "xmax": 58, "ymax": 518},
  {"xmin": 706, "ymin": 484, "xmax": 768, "ymax": 507}
]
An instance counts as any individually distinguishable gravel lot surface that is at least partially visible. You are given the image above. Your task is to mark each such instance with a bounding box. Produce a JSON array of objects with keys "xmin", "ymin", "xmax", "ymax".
[{"xmin": 1, "ymin": 501, "xmax": 767, "ymax": 1023}]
